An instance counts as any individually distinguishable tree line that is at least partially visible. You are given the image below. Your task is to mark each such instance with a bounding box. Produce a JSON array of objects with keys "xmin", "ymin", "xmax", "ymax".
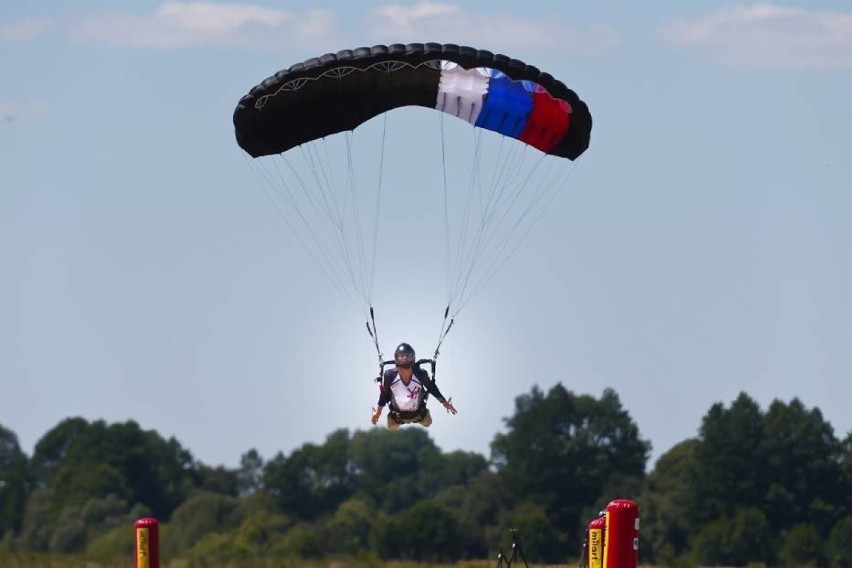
[{"xmin": 0, "ymin": 385, "xmax": 850, "ymax": 566}]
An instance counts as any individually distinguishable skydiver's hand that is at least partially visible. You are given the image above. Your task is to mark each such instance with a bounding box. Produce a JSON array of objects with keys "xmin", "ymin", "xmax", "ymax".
[
  {"xmin": 442, "ymin": 398, "xmax": 458, "ymax": 415},
  {"xmin": 371, "ymin": 406, "xmax": 382, "ymax": 425}
]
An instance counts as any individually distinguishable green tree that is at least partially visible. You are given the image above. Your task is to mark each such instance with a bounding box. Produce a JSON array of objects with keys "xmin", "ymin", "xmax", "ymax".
[
  {"xmin": 434, "ymin": 471, "xmax": 510, "ymax": 559},
  {"xmin": 87, "ymin": 523, "xmax": 135, "ymax": 559},
  {"xmin": 29, "ymin": 417, "xmax": 89, "ymax": 488},
  {"xmin": 79, "ymin": 494, "xmax": 138, "ymax": 543},
  {"xmin": 639, "ymin": 439, "xmax": 699, "ymax": 565},
  {"xmin": 693, "ymin": 393, "xmax": 767, "ymax": 523},
  {"xmin": 18, "ymin": 488, "xmax": 52, "ymax": 551},
  {"xmin": 263, "ymin": 429, "xmax": 356, "ymax": 520},
  {"xmin": 320, "ymin": 498, "xmax": 375, "ymax": 555},
  {"xmin": 50, "ymin": 462, "xmax": 130, "ymax": 513},
  {"xmin": 0, "ymin": 424, "xmax": 29, "ymax": 536},
  {"xmin": 30, "ymin": 418, "xmax": 198, "ymax": 520},
  {"xmin": 441, "ymin": 450, "xmax": 489, "ymax": 486},
  {"xmin": 279, "ymin": 523, "xmax": 323, "ymax": 558},
  {"xmin": 195, "ymin": 464, "xmax": 239, "ymax": 496},
  {"xmin": 840, "ymin": 432, "xmax": 852, "ymax": 513},
  {"xmin": 348, "ymin": 427, "xmax": 449, "ymax": 512},
  {"xmin": 162, "ymin": 491, "xmax": 243, "ymax": 556},
  {"xmin": 777, "ymin": 523, "xmax": 822, "ymax": 567},
  {"xmin": 826, "ymin": 516, "xmax": 852, "ymax": 568},
  {"xmin": 692, "ymin": 507, "xmax": 773, "ymax": 566},
  {"xmin": 231, "ymin": 509, "xmax": 291, "ymax": 557},
  {"xmin": 490, "ymin": 385, "xmax": 650, "ymax": 535},
  {"xmin": 763, "ymin": 399, "xmax": 845, "ymax": 533},
  {"xmin": 374, "ymin": 500, "xmax": 461, "ymax": 561},
  {"xmin": 48, "ymin": 506, "xmax": 86, "ymax": 553},
  {"xmin": 501, "ymin": 502, "xmax": 563, "ymax": 563},
  {"xmin": 21, "ymin": 492, "xmax": 144, "ymax": 554},
  {"xmin": 237, "ymin": 448, "xmax": 264, "ymax": 496}
]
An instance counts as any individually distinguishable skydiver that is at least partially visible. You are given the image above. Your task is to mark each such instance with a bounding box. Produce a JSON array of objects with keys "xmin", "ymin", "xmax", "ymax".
[{"xmin": 370, "ymin": 342, "xmax": 457, "ymax": 430}]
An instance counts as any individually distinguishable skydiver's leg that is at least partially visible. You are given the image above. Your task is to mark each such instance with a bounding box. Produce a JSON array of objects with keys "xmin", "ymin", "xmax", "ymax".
[{"xmin": 419, "ymin": 408, "xmax": 433, "ymax": 428}]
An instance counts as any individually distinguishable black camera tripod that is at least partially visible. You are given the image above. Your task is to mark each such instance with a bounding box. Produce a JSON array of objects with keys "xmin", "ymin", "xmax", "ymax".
[{"xmin": 496, "ymin": 528, "xmax": 530, "ymax": 568}]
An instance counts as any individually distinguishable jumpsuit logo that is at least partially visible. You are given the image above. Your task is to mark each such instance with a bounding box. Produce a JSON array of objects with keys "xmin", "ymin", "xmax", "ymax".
[{"xmin": 407, "ymin": 385, "xmax": 420, "ymax": 401}]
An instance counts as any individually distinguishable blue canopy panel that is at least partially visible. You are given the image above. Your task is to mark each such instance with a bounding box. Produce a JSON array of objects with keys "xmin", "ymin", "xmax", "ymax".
[
  {"xmin": 434, "ymin": 65, "xmax": 569, "ymax": 153},
  {"xmin": 474, "ymin": 70, "xmax": 534, "ymax": 138}
]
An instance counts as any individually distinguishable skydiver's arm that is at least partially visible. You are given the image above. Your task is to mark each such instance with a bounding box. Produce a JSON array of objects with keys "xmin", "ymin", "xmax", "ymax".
[
  {"xmin": 377, "ymin": 387, "xmax": 391, "ymax": 407},
  {"xmin": 372, "ymin": 387, "xmax": 391, "ymax": 425},
  {"xmin": 371, "ymin": 404, "xmax": 383, "ymax": 424},
  {"xmin": 422, "ymin": 375, "xmax": 446, "ymax": 402},
  {"xmin": 422, "ymin": 376, "xmax": 457, "ymax": 414},
  {"xmin": 428, "ymin": 383, "xmax": 447, "ymax": 403}
]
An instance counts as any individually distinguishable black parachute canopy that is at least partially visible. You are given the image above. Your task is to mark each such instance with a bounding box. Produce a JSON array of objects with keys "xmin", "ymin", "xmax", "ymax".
[{"xmin": 233, "ymin": 42, "xmax": 592, "ymax": 160}]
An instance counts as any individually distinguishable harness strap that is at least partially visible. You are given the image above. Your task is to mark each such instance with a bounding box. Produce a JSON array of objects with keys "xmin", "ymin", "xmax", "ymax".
[{"xmin": 390, "ymin": 405, "xmax": 428, "ymax": 423}]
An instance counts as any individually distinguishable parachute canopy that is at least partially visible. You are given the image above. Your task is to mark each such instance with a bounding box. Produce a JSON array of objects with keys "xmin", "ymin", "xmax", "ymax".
[
  {"xmin": 233, "ymin": 42, "xmax": 592, "ymax": 160},
  {"xmin": 232, "ymin": 42, "xmax": 594, "ymax": 330}
]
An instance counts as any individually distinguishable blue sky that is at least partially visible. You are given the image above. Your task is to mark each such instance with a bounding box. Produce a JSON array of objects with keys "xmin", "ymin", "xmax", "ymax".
[{"xmin": 2, "ymin": 1, "xmax": 851, "ymax": 470}]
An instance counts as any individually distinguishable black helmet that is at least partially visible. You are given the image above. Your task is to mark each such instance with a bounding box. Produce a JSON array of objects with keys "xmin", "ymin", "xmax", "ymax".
[{"xmin": 394, "ymin": 342, "xmax": 416, "ymax": 366}]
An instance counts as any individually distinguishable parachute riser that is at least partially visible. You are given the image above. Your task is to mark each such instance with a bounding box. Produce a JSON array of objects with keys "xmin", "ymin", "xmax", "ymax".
[
  {"xmin": 433, "ymin": 304, "xmax": 455, "ymax": 361},
  {"xmin": 366, "ymin": 306, "xmax": 383, "ymax": 367}
]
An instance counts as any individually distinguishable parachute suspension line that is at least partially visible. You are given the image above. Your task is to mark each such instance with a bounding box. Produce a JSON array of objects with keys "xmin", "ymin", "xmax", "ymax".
[
  {"xmin": 452, "ymin": 147, "xmax": 541, "ymax": 315},
  {"xmin": 307, "ymin": 141, "xmax": 367, "ymax": 304},
  {"xmin": 434, "ymin": 116, "xmax": 460, "ymax": 359},
  {"xmin": 242, "ymin": 154, "xmax": 353, "ymax": 303},
  {"xmin": 445, "ymin": 126, "xmax": 523, "ymax": 316},
  {"xmin": 486, "ymin": 149, "xmax": 547, "ymax": 236},
  {"xmin": 440, "ymin": 113, "xmax": 452, "ymax": 308},
  {"xmin": 279, "ymin": 154, "xmax": 339, "ymax": 248},
  {"xmin": 460, "ymin": 163, "xmax": 573, "ymax": 311},
  {"xmin": 270, "ymin": 157, "xmax": 356, "ymax": 300},
  {"xmin": 476, "ymin": 151, "xmax": 556, "ymax": 280},
  {"xmin": 320, "ymin": 138, "xmax": 341, "ymax": 217},
  {"xmin": 451, "ymin": 129, "xmax": 506, "ymax": 310},
  {"xmin": 284, "ymin": 153, "xmax": 365, "ymax": 305},
  {"xmin": 476, "ymin": 139, "xmax": 528, "ymax": 242},
  {"xmin": 484, "ymin": 135, "xmax": 510, "ymax": 220},
  {"xmin": 486, "ymin": 140, "xmax": 530, "ymax": 224},
  {"xmin": 322, "ymin": 136, "xmax": 370, "ymax": 303},
  {"xmin": 454, "ymin": 158, "xmax": 579, "ymax": 315},
  {"xmin": 318, "ymin": 140, "xmax": 343, "ymax": 223},
  {"xmin": 340, "ymin": 132, "xmax": 370, "ymax": 309},
  {"xmin": 342, "ymin": 133, "xmax": 367, "ymax": 310},
  {"xmin": 449, "ymin": 128, "xmax": 485, "ymax": 306},
  {"xmin": 313, "ymin": 138, "xmax": 373, "ymax": 308},
  {"xmin": 446, "ymin": 132, "xmax": 579, "ymax": 318},
  {"xmin": 300, "ymin": 144, "xmax": 340, "ymax": 232},
  {"xmin": 367, "ymin": 113, "xmax": 388, "ymax": 306},
  {"xmin": 451, "ymin": 135, "xmax": 521, "ymax": 306}
]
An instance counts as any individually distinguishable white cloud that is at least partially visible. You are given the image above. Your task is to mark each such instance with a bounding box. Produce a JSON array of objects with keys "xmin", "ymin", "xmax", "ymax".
[
  {"xmin": 0, "ymin": 101, "xmax": 50, "ymax": 123},
  {"xmin": 370, "ymin": 1, "xmax": 619, "ymax": 56},
  {"xmin": 69, "ymin": 2, "xmax": 339, "ymax": 49},
  {"xmin": 661, "ymin": 4, "xmax": 852, "ymax": 68},
  {"xmin": 376, "ymin": 1, "xmax": 460, "ymax": 28},
  {"xmin": 0, "ymin": 18, "xmax": 52, "ymax": 42}
]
